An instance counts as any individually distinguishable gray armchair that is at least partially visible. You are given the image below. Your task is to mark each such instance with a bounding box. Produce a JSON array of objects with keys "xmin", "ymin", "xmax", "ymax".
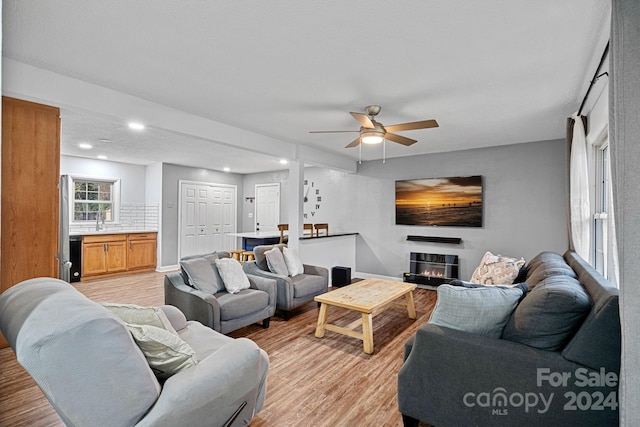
[
  {"xmin": 0, "ymin": 278, "xmax": 269, "ymax": 427},
  {"xmin": 242, "ymin": 244, "xmax": 329, "ymax": 319},
  {"xmin": 165, "ymin": 251, "xmax": 277, "ymax": 334}
]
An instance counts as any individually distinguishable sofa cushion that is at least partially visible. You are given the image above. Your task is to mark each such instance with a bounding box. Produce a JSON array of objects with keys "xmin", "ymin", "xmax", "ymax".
[
  {"xmin": 502, "ymin": 275, "xmax": 592, "ymax": 351},
  {"xmin": 127, "ymin": 324, "xmax": 198, "ymax": 379},
  {"xmin": 180, "ymin": 255, "xmax": 225, "ymax": 294},
  {"xmin": 215, "ymin": 258, "xmax": 251, "ymax": 294},
  {"xmin": 103, "ymin": 303, "xmax": 178, "ymax": 334},
  {"xmin": 525, "ymin": 251, "xmax": 566, "ymax": 272},
  {"xmin": 265, "ymin": 246, "xmax": 289, "ymax": 276},
  {"xmin": 526, "ymin": 265, "xmax": 578, "ymax": 289},
  {"xmin": 470, "ymin": 251, "xmax": 526, "ymax": 285},
  {"xmin": 291, "ymin": 274, "xmax": 326, "ymax": 298},
  {"xmin": 428, "ymin": 283, "xmax": 527, "ymax": 338},
  {"xmin": 216, "ymin": 289, "xmax": 269, "ymax": 320}
]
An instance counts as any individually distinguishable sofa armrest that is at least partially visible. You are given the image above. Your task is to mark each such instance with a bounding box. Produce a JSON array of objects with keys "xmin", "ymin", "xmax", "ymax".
[
  {"xmin": 398, "ymin": 323, "xmax": 618, "ymax": 427},
  {"xmin": 164, "ymin": 273, "xmax": 222, "ymax": 331},
  {"xmin": 138, "ymin": 338, "xmax": 268, "ymax": 427},
  {"xmin": 303, "ymin": 264, "xmax": 329, "ymax": 282},
  {"xmin": 159, "ymin": 305, "xmax": 188, "ymax": 332}
]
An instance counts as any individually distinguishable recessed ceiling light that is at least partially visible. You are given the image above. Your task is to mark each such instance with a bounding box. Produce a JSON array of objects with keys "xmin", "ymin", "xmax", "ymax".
[
  {"xmin": 223, "ymin": 167, "xmax": 231, "ymax": 172},
  {"xmin": 280, "ymin": 159, "xmax": 288, "ymax": 165},
  {"xmin": 128, "ymin": 122, "xmax": 145, "ymax": 131},
  {"xmin": 99, "ymin": 138, "xmax": 111, "ymax": 143},
  {"xmin": 78, "ymin": 143, "xmax": 92, "ymax": 149},
  {"xmin": 97, "ymin": 155, "xmax": 108, "ymax": 160}
]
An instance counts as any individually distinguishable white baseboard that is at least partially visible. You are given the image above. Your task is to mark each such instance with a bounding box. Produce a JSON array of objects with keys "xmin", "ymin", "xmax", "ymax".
[{"xmin": 156, "ymin": 264, "xmax": 179, "ymax": 273}]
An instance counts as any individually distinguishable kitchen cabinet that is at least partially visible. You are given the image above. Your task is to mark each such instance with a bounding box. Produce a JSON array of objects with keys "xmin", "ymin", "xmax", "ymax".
[
  {"xmin": 81, "ymin": 232, "xmax": 157, "ymax": 278},
  {"xmin": 127, "ymin": 233, "xmax": 157, "ymax": 271},
  {"xmin": 82, "ymin": 234, "xmax": 127, "ymax": 277},
  {"xmin": 2, "ymin": 97, "xmax": 60, "ymax": 348}
]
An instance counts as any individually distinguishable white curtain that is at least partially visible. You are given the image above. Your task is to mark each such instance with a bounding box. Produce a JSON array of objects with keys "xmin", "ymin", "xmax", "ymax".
[{"xmin": 569, "ymin": 114, "xmax": 591, "ymax": 260}]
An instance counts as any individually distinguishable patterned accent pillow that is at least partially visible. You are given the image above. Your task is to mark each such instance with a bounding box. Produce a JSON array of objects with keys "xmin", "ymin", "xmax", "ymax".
[
  {"xmin": 214, "ymin": 258, "xmax": 251, "ymax": 294},
  {"xmin": 283, "ymin": 247, "xmax": 304, "ymax": 277},
  {"xmin": 470, "ymin": 251, "xmax": 526, "ymax": 285},
  {"xmin": 265, "ymin": 247, "xmax": 289, "ymax": 276},
  {"xmin": 428, "ymin": 284, "xmax": 526, "ymax": 337}
]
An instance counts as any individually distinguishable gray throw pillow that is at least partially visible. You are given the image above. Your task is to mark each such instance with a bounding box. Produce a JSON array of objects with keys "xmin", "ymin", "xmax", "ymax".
[
  {"xmin": 180, "ymin": 255, "xmax": 225, "ymax": 294},
  {"xmin": 428, "ymin": 284, "xmax": 526, "ymax": 338},
  {"xmin": 265, "ymin": 247, "xmax": 289, "ymax": 276}
]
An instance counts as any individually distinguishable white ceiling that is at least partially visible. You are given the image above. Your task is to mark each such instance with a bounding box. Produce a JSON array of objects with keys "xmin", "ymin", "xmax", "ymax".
[{"xmin": 2, "ymin": 1, "xmax": 611, "ymax": 173}]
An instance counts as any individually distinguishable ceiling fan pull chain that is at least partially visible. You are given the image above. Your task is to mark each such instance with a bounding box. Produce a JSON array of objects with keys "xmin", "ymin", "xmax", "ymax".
[
  {"xmin": 383, "ymin": 139, "xmax": 386, "ymax": 163},
  {"xmin": 359, "ymin": 141, "xmax": 362, "ymax": 164}
]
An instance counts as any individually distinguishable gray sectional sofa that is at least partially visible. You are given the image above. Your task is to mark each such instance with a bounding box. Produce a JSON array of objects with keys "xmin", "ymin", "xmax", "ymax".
[{"xmin": 398, "ymin": 250, "xmax": 620, "ymax": 427}]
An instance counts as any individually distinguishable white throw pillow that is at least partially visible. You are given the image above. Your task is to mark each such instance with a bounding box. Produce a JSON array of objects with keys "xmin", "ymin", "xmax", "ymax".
[
  {"xmin": 470, "ymin": 251, "xmax": 526, "ymax": 285},
  {"xmin": 127, "ymin": 324, "xmax": 198, "ymax": 379},
  {"xmin": 428, "ymin": 284, "xmax": 526, "ymax": 338},
  {"xmin": 265, "ymin": 247, "xmax": 289, "ymax": 276},
  {"xmin": 283, "ymin": 247, "xmax": 304, "ymax": 276},
  {"xmin": 214, "ymin": 258, "xmax": 251, "ymax": 294}
]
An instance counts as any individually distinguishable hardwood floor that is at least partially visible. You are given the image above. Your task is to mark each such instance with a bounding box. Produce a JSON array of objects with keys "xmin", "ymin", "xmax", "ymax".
[{"xmin": 0, "ymin": 272, "xmax": 437, "ymax": 426}]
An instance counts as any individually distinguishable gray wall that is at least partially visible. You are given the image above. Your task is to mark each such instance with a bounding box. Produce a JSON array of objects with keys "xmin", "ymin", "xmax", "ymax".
[
  {"xmin": 241, "ymin": 170, "xmax": 290, "ymax": 231},
  {"xmin": 267, "ymin": 139, "xmax": 568, "ymax": 279},
  {"xmin": 161, "ymin": 163, "xmax": 244, "ymax": 266},
  {"xmin": 61, "ymin": 155, "xmax": 147, "ymax": 203}
]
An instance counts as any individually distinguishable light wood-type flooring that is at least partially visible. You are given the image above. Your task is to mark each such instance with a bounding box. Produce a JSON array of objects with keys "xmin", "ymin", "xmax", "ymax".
[{"xmin": 0, "ymin": 271, "xmax": 437, "ymax": 426}]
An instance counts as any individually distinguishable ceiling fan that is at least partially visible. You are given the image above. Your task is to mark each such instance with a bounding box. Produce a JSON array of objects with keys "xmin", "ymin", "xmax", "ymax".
[{"xmin": 310, "ymin": 105, "xmax": 439, "ymax": 148}]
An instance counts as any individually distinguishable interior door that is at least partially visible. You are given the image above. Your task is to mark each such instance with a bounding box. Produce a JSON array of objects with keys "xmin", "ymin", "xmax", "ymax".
[
  {"xmin": 180, "ymin": 181, "xmax": 237, "ymax": 259},
  {"xmin": 255, "ymin": 183, "xmax": 280, "ymax": 232}
]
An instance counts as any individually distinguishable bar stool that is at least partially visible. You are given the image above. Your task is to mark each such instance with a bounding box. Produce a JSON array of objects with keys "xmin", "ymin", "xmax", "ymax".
[
  {"xmin": 314, "ymin": 223, "xmax": 328, "ymax": 237},
  {"xmin": 303, "ymin": 223, "xmax": 314, "ymax": 235},
  {"xmin": 242, "ymin": 251, "xmax": 255, "ymax": 262},
  {"xmin": 277, "ymin": 224, "xmax": 289, "ymax": 244},
  {"xmin": 229, "ymin": 250, "xmax": 244, "ymax": 262}
]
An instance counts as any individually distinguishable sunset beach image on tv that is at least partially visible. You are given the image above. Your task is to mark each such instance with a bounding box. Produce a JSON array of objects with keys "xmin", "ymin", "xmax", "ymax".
[{"xmin": 395, "ymin": 176, "xmax": 483, "ymax": 227}]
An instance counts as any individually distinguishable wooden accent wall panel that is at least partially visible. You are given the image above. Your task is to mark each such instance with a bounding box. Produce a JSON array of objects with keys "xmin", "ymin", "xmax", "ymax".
[{"xmin": 1, "ymin": 97, "xmax": 61, "ymax": 348}]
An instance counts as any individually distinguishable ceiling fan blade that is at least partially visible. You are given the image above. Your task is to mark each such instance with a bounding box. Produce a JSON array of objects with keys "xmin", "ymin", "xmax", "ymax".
[
  {"xmin": 384, "ymin": 119, "xmax": 439, "ymax": 133},
  {"xmin": 345, "ymin": 137, "xmax": 361, "ymax": 148},
  {"xmin": 350, "ymin": 112, "xmax": 374, "ymax": 128},
  {"xmin": 309, "ymin": 130, "xmax": 359, "ymax": 133},
  {"xmin": 386, "ymin": 133, "xmax": 417, "ymax": 146}
]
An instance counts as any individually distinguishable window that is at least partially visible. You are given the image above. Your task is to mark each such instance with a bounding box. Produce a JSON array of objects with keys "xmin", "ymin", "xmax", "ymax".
[
  {"xmin": 592, "ymin": 137, "xmax": 618, "ymax": 285},
  {"xmin": 71, "ymin": 177, "xmax": 120, "ymax": 223},
  {"xmin": 593, "ymin": 144, "xmax": 608, "ymax": 274}
]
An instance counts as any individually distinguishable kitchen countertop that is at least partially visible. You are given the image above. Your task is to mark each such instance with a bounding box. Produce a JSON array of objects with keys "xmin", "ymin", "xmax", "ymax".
[{"xmin": 70, "ymin": 230, "xmax": 158, "ymax": 237}]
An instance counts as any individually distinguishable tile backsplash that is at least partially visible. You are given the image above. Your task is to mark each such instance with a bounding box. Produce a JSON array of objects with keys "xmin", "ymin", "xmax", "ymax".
[{"xmin": 69, "ymin": 203, "xmax": 159, "ymax": 234}]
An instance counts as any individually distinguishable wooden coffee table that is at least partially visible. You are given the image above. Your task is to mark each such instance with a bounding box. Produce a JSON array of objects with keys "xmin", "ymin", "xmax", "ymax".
[{"xmin": 314, "ymin": 278, "xmax": 417, "ymax": 354}]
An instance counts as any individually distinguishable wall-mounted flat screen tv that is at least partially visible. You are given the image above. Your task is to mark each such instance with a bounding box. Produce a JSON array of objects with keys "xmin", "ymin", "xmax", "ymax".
[{"xmin": 395, "ymin": 175, "xmax": 483, "ymax": 227}]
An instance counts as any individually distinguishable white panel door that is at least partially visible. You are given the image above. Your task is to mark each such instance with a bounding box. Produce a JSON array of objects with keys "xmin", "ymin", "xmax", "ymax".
[
  {"xmin": 222, "ymin": 187, "xmax": 236, "ymax": 250},
  {"xmin": 181, "ymin": 184, "xmax": 198, "ymax": 257},
  {"xmin": 255, "ymin": 183, "xmax": 280, "ymax": 232},
  {"xmin": 210, "ymin": 187, "xmax": 224, "ymax": 251},
  {"xmin": 180, "ymin": 181, "xmax": 237, "ymax": 259}
]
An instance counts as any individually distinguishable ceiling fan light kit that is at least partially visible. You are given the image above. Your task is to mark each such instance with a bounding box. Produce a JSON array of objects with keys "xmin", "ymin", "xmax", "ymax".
[
  {"xmin": 310, "ymin": 105, "xmax": 439, "ymax": 155},
  {"xmin": 361, "ymin": 130, "xmax": 385, "ymax": 144}
]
